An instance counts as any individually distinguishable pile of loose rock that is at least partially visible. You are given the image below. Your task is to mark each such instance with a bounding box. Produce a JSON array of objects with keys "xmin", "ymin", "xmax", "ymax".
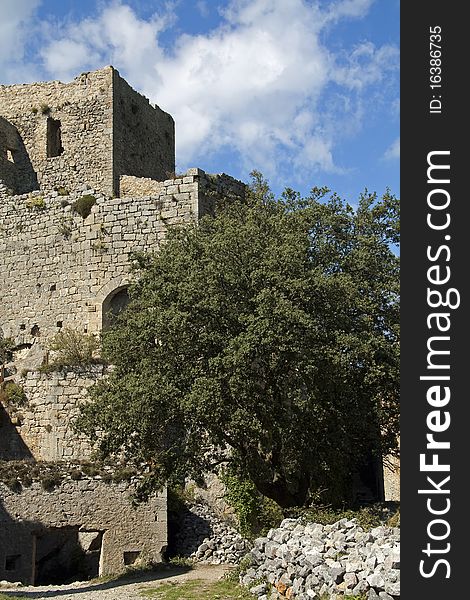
[
  {"xmin": 173, "ymin": 502, "xmax": 251, "ymax": 565},
  {"xmin": 241, "ymin": 517, "xmax": 400, "ymax": 599}
]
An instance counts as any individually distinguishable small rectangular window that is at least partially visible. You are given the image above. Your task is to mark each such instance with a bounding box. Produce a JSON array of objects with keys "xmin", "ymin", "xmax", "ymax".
[
  {"xmin": 6, "ymin": 149, "xmax": 15, "ymax": 162},
  {"xmin": 47, "ymin": 118, "xmax": 64, "ymax": 157},
  {"xmin": 123, "ymin": 551, "xmax": 141, "ymax": 566},
  {"xmin": 5, "ymin": 554, "xmax": 21, "ymax": 571}
]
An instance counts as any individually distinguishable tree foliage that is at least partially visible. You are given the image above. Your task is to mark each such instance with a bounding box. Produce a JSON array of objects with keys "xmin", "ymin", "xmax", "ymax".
[
  {"xmin": 0, "ymin": 337, "xmax": 14, "ymax": 365},
  {"xmin": 77, "ymin": 172, "xmax": 399, "ymax": 507}
]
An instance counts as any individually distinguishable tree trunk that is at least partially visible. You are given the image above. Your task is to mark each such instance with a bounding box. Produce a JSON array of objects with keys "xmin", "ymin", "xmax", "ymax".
[{"xmin": 253, "ymin": 474, "xmax": 310, "ymax": 508}]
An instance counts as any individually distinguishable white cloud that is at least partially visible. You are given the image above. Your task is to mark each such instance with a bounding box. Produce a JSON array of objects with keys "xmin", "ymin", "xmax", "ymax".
[
  {"xmin": 196, "ymin": 1, "xmax": 210, "ymax": 18},
  {"xmin": 332, "ymin": 42, "xmax": 399, "ymax": 91},
  {"xmin": 0, "ymin": 0, "xmax": 41, "ymax": 82},
  {"xmin": 2, "ymin": 0, "xmax": 399, "ymax": 181},
  {"xmin": 40, "ymin": 3, "xmax": 171, "ymax": 84},
  {"xmin": 324, "ymin": 0, "xmax": 374, "ymax": 22},
  {"xmin": 384, "ymin": 137, "xmax": 400, "ymax": 161}
]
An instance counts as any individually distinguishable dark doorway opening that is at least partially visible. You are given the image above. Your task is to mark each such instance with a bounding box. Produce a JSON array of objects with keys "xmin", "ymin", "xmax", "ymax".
[
  {"xmin": 354, "ymin": 451, "xmax": 385, "ymax": 505},
  {"xmin": 46, "ymin": 118, "xmax": 64, "ymax": 158},
  {"xmin": 34, "ymin": 527, "xmax": 103, "ymax": 585}
]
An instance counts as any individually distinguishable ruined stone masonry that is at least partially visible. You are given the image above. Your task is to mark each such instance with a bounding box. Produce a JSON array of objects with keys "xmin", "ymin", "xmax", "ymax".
[
  {"xmin": 0, "ymin": 66, "xmax": 245, "ymax": 585},
  {"xmin": 0, "ymin": 66, "xmax": 174, "ymax": 198}
]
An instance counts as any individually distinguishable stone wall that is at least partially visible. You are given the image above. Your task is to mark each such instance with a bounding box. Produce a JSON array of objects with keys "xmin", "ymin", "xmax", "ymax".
[
  {"xmin": 0, "ymin": 68, "xmax": 114, "ymax": 196},
  {"xmin": 120, "ymin": 174, "xmax": 164, "ymax": 197},
  {"xmin": 0, "ymin": 66, "xmax": 175, "ymax": 197},
  {"xmin": 383, "ymin": 456, "xmax": 400, "ymax": 502},
  {"xmin": 0, "ymin": 368, "xmax": 103, "ymax": 462},
  {"xmin": 0, "ymin": 479, "xmax": 167, "ymax": 584},
  {"xmin": 113, "ymin": 71, "xmax": 175, "ymax": 193},
  {"xmin": 0, "ymin": 116, "xmax": 37, "ymax": 194},
  {"xmin": 0, "ymin": 169, "xmax": 245, "ymax": 351},
  {"xmin": 0, "ymin": 169, "xmax": 245, "ymax": 463}
]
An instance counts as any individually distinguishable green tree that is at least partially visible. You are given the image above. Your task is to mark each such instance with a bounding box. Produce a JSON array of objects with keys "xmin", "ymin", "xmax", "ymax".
[{"xmin": 77, "ymin": 173, "xmax": 399, "ymax": 508}]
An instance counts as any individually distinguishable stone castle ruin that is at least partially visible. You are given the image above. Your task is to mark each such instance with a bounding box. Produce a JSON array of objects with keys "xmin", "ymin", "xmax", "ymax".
[
  {"xmin": 0, "ymin": 66, "xmax": 245, "ymax": 585},
  {"xmin": 0, "ymin": 66, "xmax": 174, "ymax": 198},
  {"xmin": 0, "ymin": 66, "xmax": 398, "ymax": 586}
]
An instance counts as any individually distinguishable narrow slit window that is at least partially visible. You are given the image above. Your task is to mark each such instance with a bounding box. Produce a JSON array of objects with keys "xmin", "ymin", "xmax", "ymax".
[{"xmin": 47, "ymin": 118, "xmax": 64, "ymax": 157}]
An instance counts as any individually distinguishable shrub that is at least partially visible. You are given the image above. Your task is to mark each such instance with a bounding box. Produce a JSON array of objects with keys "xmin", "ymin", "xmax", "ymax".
[
  {"xmin": 56, "ymin": 187, "xmax": 69, "ymax": 196},
  {"xmin": 57, "ymin": 217, "xmax": 73, "ymax": 238},
  {"xmin": 0, "ymin": 337, "xmax": 14, "ymax": 364},
  {"xmin": 70, "ymin": 469, "xmax": 82, "ymax": 480},
  {"xmin": 40, "ymin": 103, "xmax": 51, "ymax": 115},
  {"xmin": 73, "ymin": 194, "xmax": 96, "ymax": 218},
  {"xmin": 82, "ymin": 463, "xmax": 99, "ymax": 477},
  {"xmin": 1, "ymin": 383, "xmax": 28, "ymax": 407},
  {"xmin": 91, "ymin": 239, "xmax": 107, "ymax": 252},
  {"xmin": 5, "ymin": 478, "xmax": 22, "ymax": 493},
  {"xmin": 222, "ymin": 470, "xmax": 283, "ymax": 538},
  {"xmin": 47, "ymin": 328, "xmax": 100, "ymax": 368},
  {"xmin": 112, "ymin": 466, "xmax": 137, "ymax": 483},
  {"xmin": 40, "ymin": 473, "xmax": 62, "ymax": 491},
  {"xmin": 25, "ymin": 195, "xmax": 46, "ymax": 210}
]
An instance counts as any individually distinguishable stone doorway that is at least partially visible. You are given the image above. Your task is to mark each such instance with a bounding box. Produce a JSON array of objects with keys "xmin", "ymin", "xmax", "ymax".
[{"xmin": 34, "ymin": 527, "xmax": 103, "ymax": 585}]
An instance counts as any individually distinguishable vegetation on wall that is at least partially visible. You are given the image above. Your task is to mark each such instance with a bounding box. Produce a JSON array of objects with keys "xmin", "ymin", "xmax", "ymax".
[
  {"xmin": 0, "ymin": 459, "xmax": 138, "ymax": 493},
  {"xmin": 72, "ymin": 194, "xmax": 96, "ymax": 218},
  {"xmin": 25, "ymin": 194, "xmax": 45, "ymax": 210},
  {"xmin": 77, "ymin": 172, "xmax": 399, "ymax": 508},
  {"xmin": 45, "ymin": 328, "xmax": 100, "ymax": 369},
  {"xmin": 0, "ymin": 382, "xmax": 28, "ymax": 407},
  {"xmin": 221, "ymin": 469, "xmax": 283, "ymax": 538},
  {"xmin": 0, "ymin": 337, "xmax": 14, "ymax": 365}
]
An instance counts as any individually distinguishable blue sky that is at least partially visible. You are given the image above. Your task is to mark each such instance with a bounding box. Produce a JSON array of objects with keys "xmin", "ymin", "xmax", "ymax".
[{"xmin": 1, "ymin": 0, "xmax": 399, "ymax": 202}]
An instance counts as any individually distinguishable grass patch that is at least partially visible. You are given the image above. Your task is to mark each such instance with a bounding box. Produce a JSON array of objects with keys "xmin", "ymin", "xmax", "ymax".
[
  {"xmin": 0, "ymin": 595, "xmax": 26, "ymax": 599},
  {"xmin": 25, "ymin": 195, "xmax": 45, "ymax": 210},
  {"xmin": 44, "ymin": 328, "xmax": 100, "ymax": 369},
  {"xmin": 141, "ymin": 578, "xmax": 253, "ymax": 600},
  {"xmin": 287, "ymin": 503, "xmax": 400, "ymax": 531},
  {"xmin": 167, "ymin": 557, "xmax": 194, "ymax": 568}
]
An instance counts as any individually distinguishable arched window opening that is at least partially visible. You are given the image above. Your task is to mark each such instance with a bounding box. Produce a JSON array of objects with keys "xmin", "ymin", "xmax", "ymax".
[
  {"xmin": 102, "ymin": 287, "xmax": 130, "ymax": 331},
  {"xmin": 47, "ymin": 118, "xmax": 64, "ymax": 157}
]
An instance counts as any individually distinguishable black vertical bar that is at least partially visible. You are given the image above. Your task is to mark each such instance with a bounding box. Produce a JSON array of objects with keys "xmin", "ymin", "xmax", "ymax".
[{"xmin": 401, "ymin": 4, "xmax": 467, "ymax": 599}]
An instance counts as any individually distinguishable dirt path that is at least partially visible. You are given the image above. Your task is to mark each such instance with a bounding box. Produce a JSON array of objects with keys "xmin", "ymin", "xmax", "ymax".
[{"xmin": 0, "ymin": 564, "xmax": 233, "ymax": 600}]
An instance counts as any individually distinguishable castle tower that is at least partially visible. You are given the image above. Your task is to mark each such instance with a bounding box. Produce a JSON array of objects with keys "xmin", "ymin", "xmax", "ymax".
[
  {"xmin": 0, "ymin": 68, "xmax": 245, "ymax": 586},
  {"xmin": 0, "ymin": 66, "xmax": 175, "ymax": 197}
]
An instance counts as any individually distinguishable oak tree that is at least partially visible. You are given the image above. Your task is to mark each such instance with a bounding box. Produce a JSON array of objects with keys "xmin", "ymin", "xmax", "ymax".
[{"xmin": 77, "ymin": 173, "xmax": 399, "ymax": 508}]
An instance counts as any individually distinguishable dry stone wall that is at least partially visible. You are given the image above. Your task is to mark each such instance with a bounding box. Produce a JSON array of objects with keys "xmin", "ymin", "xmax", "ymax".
[{"xmin": 0, "ymin": 479, "xmax": 167, "ymax": 584}]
